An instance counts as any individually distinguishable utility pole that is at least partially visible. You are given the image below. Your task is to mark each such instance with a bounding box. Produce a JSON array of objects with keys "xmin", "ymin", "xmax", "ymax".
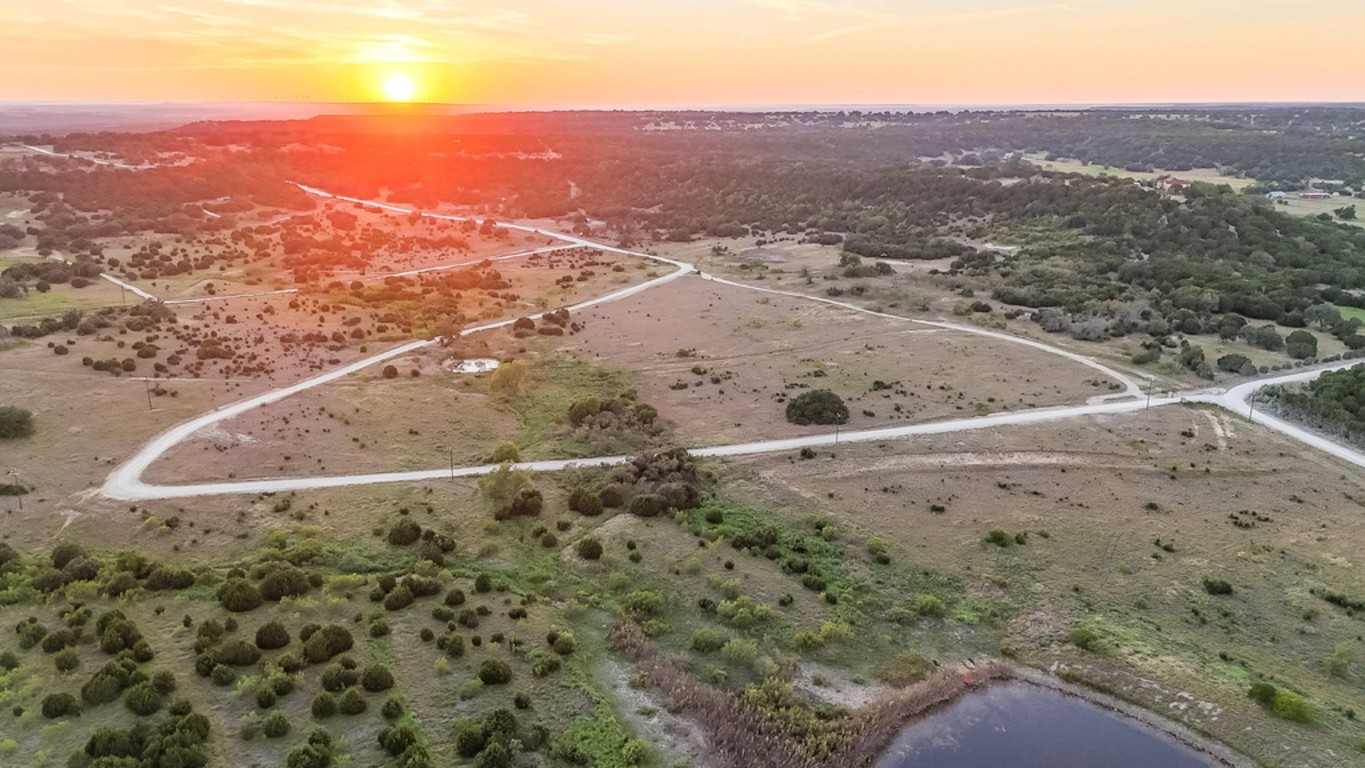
[
  {"xmin": 1247, "ymin": 391, "xmax": 1256, "ymax": 423},
  {"xmin": 449, "ymin": 447, "xmax": 454, "ymax": 479},
  {"xmin": 145, "ymin": 380, "xmax": 154, "ymax": 411}
]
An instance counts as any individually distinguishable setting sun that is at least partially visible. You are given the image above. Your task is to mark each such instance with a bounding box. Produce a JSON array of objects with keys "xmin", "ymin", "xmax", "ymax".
[{"xmin": 381, "ymin": 73, "xmax": 416, "ymax": 102}]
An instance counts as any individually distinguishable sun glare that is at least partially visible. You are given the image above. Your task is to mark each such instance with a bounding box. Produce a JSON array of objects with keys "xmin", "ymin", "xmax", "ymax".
[{"xmin": 382, "ymin": 73, "xmax": 417, "ymax": 102}]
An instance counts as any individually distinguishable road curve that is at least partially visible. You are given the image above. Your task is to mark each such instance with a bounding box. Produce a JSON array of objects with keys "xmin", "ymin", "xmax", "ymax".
[
  {"xmin": 697, "ymin": 272, "xmax": 1145, "ymax": 399},
  {"xmin": 98, "ymin": 185, "xmax": 1365, "ymax": 500},
  {"xmin": 100, "ymin": 196, "xmax": 694, "ymax": 501}
]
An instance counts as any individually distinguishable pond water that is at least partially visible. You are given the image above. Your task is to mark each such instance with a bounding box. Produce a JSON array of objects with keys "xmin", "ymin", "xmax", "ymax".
[{"xmin": 875, "ymin": 682, "xmax": 1218, "ymax": 768}]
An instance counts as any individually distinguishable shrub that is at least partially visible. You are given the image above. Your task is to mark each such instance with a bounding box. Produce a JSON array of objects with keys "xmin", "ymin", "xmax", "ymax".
[
  {"xmin": 62, "ymin": 556, "xmax": 100, "ymax": 583},
  {"xmin": 311, "ymin": 692, "xmax": 337, "ymax": 718},
  {"xmin": 262, "ymin": 712, "xmax": 291, "ymax": 738},
  {"xmin": 338, "ymin": 688, "xmax": 368, "ymax": 715},
  {"xmin": 102, "ymin": 571, "xmax": 138, "ymax": 597},
  {"xmin": 1273, "ymin": 692, "xmax": 1313, "ymax": 723},
  {"xmin": 455, "ymin": 718, "xmax": 488, "ymax": 757},
  {"xmin": 41, "ymin": 627, "xmax": 77, "ymax": 654},
  {"xmin": 785, "ymin": 389, "xmax": 849, "ymax": 426},
  {"xmin": 575, "ymin": 538, "xmax": 603, "ymax": 560},
  {"xmin": 490, "ymin": 442, "xmax": 520, "ymax": 463},
  {"xmin": 41, "ymin": 692, "xmax": 79, "ymax": 719},
  {"xmin": 628, "ymin": 493, "xmax": 666, "ymax": 518},
  {"xmin": 256, "ymin": 621, "xmax": 291, "ymax": 650},
  {"xmin": 622, "ymin": 738, "xmax": 651, "ymax": 766},
  {"xmin": 509, "ymin": 488, "xmax": 543, "ymax": 518},
  {"xmin": 321, "ymin": 663, "xmax": 358, "ymax": 692},
  {"xmin": 211, "ymin": 664, "xmax": 236, "ymax": 686},
  {"xmin": 983, "ymin": 529, "xmax": 1013, "ymax": 548},
  {"xmin": 1248, "ymin": 682, "xmax": 1278, "ymax": 706},
  {"xmin": 1069, "ymin": 626, "xmax": 1101, "ymax": 651},
  {"xmin": 599, "ymin": 485, "xmax": 624, "ymax": 508},
  {"xmin": 474, "ymin": 574, "xmax": 492, "ymax": 593},
  {"xmin": 445, "ymin": 588, "xmax": 467, "ymax": 606},
  {"xmin": 384, "ymin": 585, "xmax": 415, "ymax": 611},
  {"xmin": 915, "ymin": 594, "xmax": 947, "ymax": 618},
  {"xmin": 151, "ymin": 670, "xmax": 176, "ymax": 696},
  {"xmin": 548, "ymin": 630, "xmax": 576, "ymax": 655},
  {"xmin": 54, "ymin": 648, "xmax": 81, "ymax": 672},
  {"xmin": 691, "ymin": 629, "xmax": 726, "ymax": 653},
  {"xmin": 218, "ymin": 577, "xmax": 263, "ymax": 612},
  {"xmin": 362, "ymin": 664, "xmax": 395, "ymax": 692},
  {"xmin": 568, "ymin": 487, "xmax": 604, "ymax": 516},
  {"xmin": 381, "ymin": 696, "xmax": 404, "ymax": 720},
  {"xmin": 302, "ymin": 624, "xmax": 354, "ymax": 664},
  {"xmin": 145, "ymin": 567, "xmax": 195, "ymax": 591},
  {"xmin": 124, "ymin": 681, "xmax": 163, "ymax": 716},
  {"xmin": 1202, "ymin": 578, "xmax": 1234, "ymax": 596},
  {"xmin": 478, "ymin": 660, "xmax": 513, "ymax": 685},
  {"xmin": 388, "ymin": 518, "xmax": 422, "ymax": 546},
  {"xmin": 259, "ymin": 566, "xmax": 311, "ymax": 601},
  {"xmin": 0, "ymin": 406, "xmax": 34, "ymax": 439},
  {"xmin": 215, "ymin": 639, "xmax": 259, "ymax": 667},
  {"xmin": 379, "ymin": 724, "xmax": 420, "ymax": 756}
]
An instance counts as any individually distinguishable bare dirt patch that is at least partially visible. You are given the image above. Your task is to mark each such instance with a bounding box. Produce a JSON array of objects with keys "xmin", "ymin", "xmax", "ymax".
[{"xmin": 561, "ymin": 276, "xmax": 1121, "ymax": 446}]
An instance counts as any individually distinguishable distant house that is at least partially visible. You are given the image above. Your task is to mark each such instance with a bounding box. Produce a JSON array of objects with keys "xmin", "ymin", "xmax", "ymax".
[
  {"xmin": 1266, "ymin": 191, "xmax": 1288, "ymax": 201},
  {"xmin": 1300, "ymin": 191, "xmax": 1332, "ymax": 200},
  {"xmin": 1154, "ymin": 175, "xmax": 1192, "ymax": 192}
]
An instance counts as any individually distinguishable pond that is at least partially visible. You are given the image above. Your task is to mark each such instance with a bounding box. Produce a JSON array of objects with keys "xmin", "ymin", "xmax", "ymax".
[{"xmin": 875, "ymin": 682, "xmax": 1219, "ymax": 768}]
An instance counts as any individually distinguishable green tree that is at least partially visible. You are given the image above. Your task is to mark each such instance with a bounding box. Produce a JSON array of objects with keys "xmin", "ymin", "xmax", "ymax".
[
  {"xmin": 1285, "ymin": 329, "xmax": 1318, "ymax": 359},
  {"xmin": 785, "ymin": 389, "xmax": 849, "ymax": 426}
]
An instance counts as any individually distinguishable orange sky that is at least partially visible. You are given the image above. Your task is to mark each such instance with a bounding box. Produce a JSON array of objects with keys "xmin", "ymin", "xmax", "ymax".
[{"xmin": 2, "ymin": 0, "xmax": 1361, "ymax": 105}]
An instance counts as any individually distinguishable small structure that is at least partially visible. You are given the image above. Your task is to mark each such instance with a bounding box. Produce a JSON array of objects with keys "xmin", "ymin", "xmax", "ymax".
[
  {"xmin": 1265, "ymin": 190, "xmax": 1288, "ymax": 200},
  {"xmin": 1300, "ymin": 191, "xmax": 1332, "ymax": 200},
  {"xmin": 449, "ymin": 358, "xmax": 500, "ymax": 374},
  {"xmin": 1154, "ymin": 175, "xmax": 1192, "ymax": 193}
]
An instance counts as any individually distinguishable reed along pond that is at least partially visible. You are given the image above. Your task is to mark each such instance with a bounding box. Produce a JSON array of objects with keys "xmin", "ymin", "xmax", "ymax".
[{"xmin": 875, "ymin": 682, "xmax": 1219, "ymax": 768}]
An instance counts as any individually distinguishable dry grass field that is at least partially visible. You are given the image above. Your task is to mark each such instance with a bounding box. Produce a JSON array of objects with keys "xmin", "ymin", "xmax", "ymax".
[
  {"xmin": 723, "ymin": 404, "xmax": 1365, "ymax": 767},
  {"xmin": 563, "ymin": 275, "xmax": 1124, "ymax": 446}
]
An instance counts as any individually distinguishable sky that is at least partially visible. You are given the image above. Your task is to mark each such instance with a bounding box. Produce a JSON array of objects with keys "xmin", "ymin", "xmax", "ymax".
[{"xmin": 2, "ymin": 0, "xmax": 1362, "ymax": 106}]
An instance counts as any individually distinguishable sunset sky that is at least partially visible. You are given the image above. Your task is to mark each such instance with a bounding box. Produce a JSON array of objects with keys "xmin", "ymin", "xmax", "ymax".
[{"xmin": 3, "ymin": 0, "xmax": 1361, "ymax": 106}]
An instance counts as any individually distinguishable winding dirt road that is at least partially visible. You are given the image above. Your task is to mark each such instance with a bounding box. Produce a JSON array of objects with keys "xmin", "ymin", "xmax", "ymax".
[{"xmin": 96, "ymin": 186, "xmax": 1365, "ymax": 500}]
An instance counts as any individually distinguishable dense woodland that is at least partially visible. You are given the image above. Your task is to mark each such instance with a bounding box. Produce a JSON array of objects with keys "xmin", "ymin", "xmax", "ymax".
[
  {"xmin": 7, "ymin": 109, "xmax": 1365, "ymax": 347},
  {"xmin": 1262, "ymin": 366, "xmax": 1365, "ymax": 447}
]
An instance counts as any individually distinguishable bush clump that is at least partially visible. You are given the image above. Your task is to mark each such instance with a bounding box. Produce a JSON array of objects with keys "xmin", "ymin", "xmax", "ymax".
[
  {"xmin": 338, "ymin": 688, "xmax": 368, "ymax": 715},
  {"xmin": 785, "ymin": 389, "xmax": 849, "ymax": 426},
  {"xmin": 258, "ymin": 565, "xmax": 311, "ymax": 601},
  {"xmin": 575, "ymin": 538, "xmax": 603, "ymax": 560},
  {"xmin": 262, "ymin": 712, "xmax": 291, "ymax": 738},
  {"xmin": 568, "ymin": 487, "xmax": 604, "ymax": 516},
  {"xmin": 362, "ymin": 664, "xmax": 395, "ymax": 692},
  {"xmin": 255, "ymin": 621, "xmax": 291, "ymax": 650},
  {"xmin": 1202, "ymin": 578, "xmax": 1234, "ymax": 596},
  {"xmin": 387, "ymin": 518, "xmax": 422, "ymax": 546},
  {"xmin": 41, "ymin": 692, "xmax": 79, "ymax": 719},
  {"xmin": 218, "ymin": 577, "xmax": 264, "ymax": 612},
  {"xmin": 0, "ymin": 406, "xmax": 35, "ymax": 439},
  {"xmin": 302, "ymin": 624, "xmax": 354, "ymax": 664},
  {"xmin": 478, "ymin": 659, "xmax": 513, "ymax": 685}
]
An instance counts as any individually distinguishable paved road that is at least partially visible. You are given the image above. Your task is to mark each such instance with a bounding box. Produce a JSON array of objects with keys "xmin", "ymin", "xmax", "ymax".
[{"xmin": 97, "ymin": 186, "xmax": 1363, "ymax": 501}]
